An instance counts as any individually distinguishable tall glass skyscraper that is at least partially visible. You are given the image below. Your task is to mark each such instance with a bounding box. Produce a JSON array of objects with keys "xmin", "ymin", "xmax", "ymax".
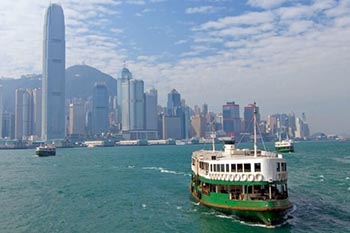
[
  {"xmin": 92, "ymin": 83, "xmax": 109, "ymax": 135},
  {"xmin": 42, "ymin": 4, "xmax": 66, "ymax": 141}
]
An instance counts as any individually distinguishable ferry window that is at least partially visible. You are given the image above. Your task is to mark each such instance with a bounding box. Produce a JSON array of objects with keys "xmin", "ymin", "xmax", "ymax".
[
  {"xmin": 282, "ymin": 163, "xmax": 287, "ymax": 171},
  {"xmin": 237, "ymin": 164, "xmax": 243, "ymax": 172},
  {"xmin": 255, "ymin": 163, "xmax": 261, "ymax": 172},
  {"xmin": 210, "ymin": 164, "xmax": 213, "ymax": 172},
  {"xmin": 244, "ymin": 164, "xmax": 251, "ymax": 172},
  {"xmin": 221, "ymin": 164, "xmax": 225, "ymax": 172},
  {"xmin": 231, "ymin": 164, "xmax": 236, "ymax": 172},
  {"xmin": 226, "ymin": 164, "xmax": 229, "ymax": 172},
  {"xmin": 217, "ymin": 164, "xmax": 220, "ymax": 172},
  {"xmin": 277, "ymin": 163, "xmax": 280, "ymax": 172}
]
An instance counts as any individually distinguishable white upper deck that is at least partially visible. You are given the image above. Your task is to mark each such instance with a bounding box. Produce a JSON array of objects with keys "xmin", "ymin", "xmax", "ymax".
[{"xmin": 191, "ymin": 143, "xmax": 288, "ymax": 183}]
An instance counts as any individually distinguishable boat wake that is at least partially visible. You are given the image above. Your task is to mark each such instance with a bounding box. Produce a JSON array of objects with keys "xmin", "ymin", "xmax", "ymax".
[{"xmin": 142, "ymin": 167, "xmax": 190, "ymax": 176}]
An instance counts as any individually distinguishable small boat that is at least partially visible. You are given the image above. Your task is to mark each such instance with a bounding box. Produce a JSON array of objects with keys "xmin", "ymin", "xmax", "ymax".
[
  {"xmin": 275, "ymin": 139, "xmax": 294, "ymax": 153},
  {"xmin": 190, "ymin": 105, "xmax": 292, "ymax": 226},
  {"xmin": 36, "ymin": 144, "xmax": 56, "ymax": 156}
]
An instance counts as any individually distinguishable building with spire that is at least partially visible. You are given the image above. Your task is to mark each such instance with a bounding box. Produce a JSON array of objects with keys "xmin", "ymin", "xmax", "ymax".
[{"xmin": 42, "ymin": 3, "xmax": 66, "ymax": 141}]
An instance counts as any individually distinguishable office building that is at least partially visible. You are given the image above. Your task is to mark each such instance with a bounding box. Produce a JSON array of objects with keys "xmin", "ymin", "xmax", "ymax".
[
  {"xmin": 223, "ymin": 101, "xmax": 241, "ymax": 137},
  {"xmin": 244, "ymin": 103, "xmax": 260, "ymax": 134},
  {"xmin": 68, "ymin": 101, "xmax": 86, "ymax": 136},
  {"xmin": 42, "ymin": 3, "xmax": 66, "ymax": 141},
  {"xmin": 145, "ymin": 88, "xmax": 158, "ymax": 131},
  {"xmin": 92, "ymin": 83, "xmax": 109, "ymax": 135},
  {"xmin": 130, "ymin": 79, "xmax": 144, "ymax": 130}
]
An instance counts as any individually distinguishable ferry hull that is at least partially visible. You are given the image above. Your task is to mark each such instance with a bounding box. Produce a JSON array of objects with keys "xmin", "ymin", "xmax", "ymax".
[
  {"xmin": 190, "ymin": 184, "xmax": 292, "ymax": 226},
  {"xmin": 36, "ymin": 150, "xmax": 56, "ymax": 156},
  {"xmin": 275, "ymin": 146, "xmax": 294, "ymax": 153}
]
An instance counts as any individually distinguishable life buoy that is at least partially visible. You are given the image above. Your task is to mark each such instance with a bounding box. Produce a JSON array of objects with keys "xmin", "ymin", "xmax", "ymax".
[
  {"xmin": 241, "ymin": 174, "xmax": 247, "ymax": 181},
  {"xmin": 234, "ymin": 174, "xmax": 240, "ymax": 181},
  {"xmin": 230, "ymin": 174, "xmax": 234, "ymax": 181},
  {"xmin": 255, "ymin": 173, "xmax": 264, "ymax": 181},
  {"xmin": 248, "ymin": 174, "xmax": 254, "ymax": 182}
]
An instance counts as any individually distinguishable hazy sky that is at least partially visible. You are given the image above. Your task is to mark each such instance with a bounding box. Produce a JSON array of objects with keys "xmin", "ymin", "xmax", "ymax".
[{"xmin": 0, "ymin": 0, "xmax": 350, "ymax": 135}]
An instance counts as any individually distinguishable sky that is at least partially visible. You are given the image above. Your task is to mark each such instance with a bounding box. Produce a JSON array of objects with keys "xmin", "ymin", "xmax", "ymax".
[{"xmin": 0, "ymin": 0, "xmax": 350, "ymax": 135}]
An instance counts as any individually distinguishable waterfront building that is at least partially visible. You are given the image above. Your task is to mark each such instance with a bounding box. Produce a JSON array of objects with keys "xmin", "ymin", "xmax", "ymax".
[
  {"xmin": 167, "ymin": 89, "xmax": 181, "ymax": 116},
  {"xmin": 222, "ymin": 101, "xmax": 241, "ymax": 137},
  {"xmin": 145, "ymin": 88, "xmax": 158, "ymax": 131},
  {"xmin": 162, "ymin": 115, "xmax": 181, "ymax": 140},
  {"xmin": 15, "ymin": 89, "xmax": 34, "ymax": 140},
  {"xmin": 117, "ymin": 67, "xmax": 132, "ymax": 131},
  {"xmin": 191, "ymin": 114, "xmax": 206, "ymax": 138},
  {"xmin": 2, "ymin": 112, "xmax": 15, "ymax": 139},
  {"xmin": 244, "ymin": 103, "xmax": 260, "ymax": 134},
  {"xmin": 130, "ymin": 79, "xmax": 144, "ymax": 130},
  {"xmin": 68, "ymin": 101, "xmax": 86, "ymax": 136},
  {"xmin": 91, "ymin": 83, "xmax": 109, "ymax": 135},
  {"xmin": 32, "ymin": 88, "xmax": 42, "ymax": 138},
  {"xmin": 42, "ymin": 3, "xmax": 66, "ymax": 141}
]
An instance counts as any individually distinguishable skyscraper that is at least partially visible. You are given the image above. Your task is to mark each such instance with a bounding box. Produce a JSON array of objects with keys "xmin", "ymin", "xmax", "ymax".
[
  {"xmin": 223, "ymin": 101, "xmax": 241, "ymax": 137},
  {"xmin": 32, "ymin": 88, "xmax": 42, "ymax": 138},
  {"xmin": 15, "ymin": 89, "xmax": 34, "ymax": 140},
  {"xmin": 167, "ymin": 89, "xmax": 181, "ymax": 116},
  {"xmin": 130, "ymin": 79, "xmax": 144, "ymax": 130},
  {"xmin": 244, "ymin": 103, "xmax": 260, "ymax": 134},
  {"xmin": 42, "ymin": 4, "xmax": 66, "ymax": 141},
  {"xmin": 117, "ymin": 67, "xmax": 132, "ymax": 131},
  {"xmin": 92, "ymin": 83, "xmax": 109, "ymax": 135},
  {"xmin": 144, "ymin": 88, "xmax": 158, "ymax": 131},
  {"xmin": 68, "ymin": 101, "xmax": 86, "ymax": 136}
]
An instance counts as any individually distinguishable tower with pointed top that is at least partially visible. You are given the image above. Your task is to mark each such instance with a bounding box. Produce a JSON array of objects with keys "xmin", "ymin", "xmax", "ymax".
[{"xmin": 42, "ymin": 4, "xmax": 66, "ymax": 141}]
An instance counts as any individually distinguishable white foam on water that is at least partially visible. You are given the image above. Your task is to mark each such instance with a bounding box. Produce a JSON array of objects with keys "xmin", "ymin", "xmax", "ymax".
[
  {"xmin": 346, "ymin": 177, "xmax": 350, "ymax": 180},
  {"xmin": 127, "ymin": 165, "xmax": 135, "ymax": 169},
  {"xmin": 319, "ymin": 175, "xmax": 324, "ymax": 178},
  {"xmin": 142, "ymin": 204, "xmax": 147, "ymax": 208},
  {"xmin": 142, "ymin": 166, "xmax": 189, "ymax": 176},
  {"xmin": 176, "ymin": 206, "xmax": 182, "ymax": 210},
  {"xmin": 320, "ymin": 179, "xmax": 324, "ymax": 182}
]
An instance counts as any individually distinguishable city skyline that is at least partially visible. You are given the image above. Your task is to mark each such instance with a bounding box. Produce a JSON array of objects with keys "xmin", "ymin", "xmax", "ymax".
[{"xmin": 0, "ymin": 1, "xmax": 350, "ymax": 135}]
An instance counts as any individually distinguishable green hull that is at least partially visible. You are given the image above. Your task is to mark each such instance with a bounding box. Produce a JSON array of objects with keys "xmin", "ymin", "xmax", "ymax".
[
  {"xmin": 190, "ymin": 181, "xmax": 292, "ymax": 226},
  {"xmin": 36, "ymin": 151, "xmax": 56, "ymax": 156},
  {"xmin": 275, "ymin": 146, "xmax": 294, "ymax": 153}
]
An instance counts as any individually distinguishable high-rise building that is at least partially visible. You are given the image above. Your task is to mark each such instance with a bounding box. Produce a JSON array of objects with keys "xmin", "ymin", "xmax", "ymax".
[
  {"xmin": 2, "ymin": 112, "xmax": 15, "ymax": 139},
  {"xmin": 145, "ymin": 88, "xmax": 158, "ymax": 131},
  {"xmin": 130, "ymin": 79, "xmax": 144, "ymax": 130},
  {"xmin": 32, "ymin": 88, "xmax": 42, "ymax": 138},
  {"xmin": 167, "ymin": 89, "xmax": 181, "ymax": 116},
  {"xmin": 15, "ymin": 89, "xmax": 34, "ymax": 140},
  {"xmin": 202, "ymin": 103, "xmax": 208, "ymax": 116},
  {"xmin": 92, "ymin": 83, "xmax": 109, "ymax": 135},
  {"xmin": 42, "ymin": 3, "xmax": 66, "ymax": 141},
  {"xmin": 117, "ymin": 67, "xmax": 132, "ymax": 131},
  {"xmin": 244, "ymin": 103, "xmax": 260, "ymax": 134},
  {"xmin": 222, "ymin": 101, "xmax": 241, "ymax": 137},
  {"xmin": 0, "ymin": 85, "xmax": 2, "ymax": 138},
  {"xmin": 117, "ymin": 67, "xmax": 146, "ymax": 133},
  {"xmin": 68, "ymin": 101, "xmax": 86, "ymax": 136},
  {"xmin": 191, "ymin": 114, "xmax": 206, "ymax": 138}
]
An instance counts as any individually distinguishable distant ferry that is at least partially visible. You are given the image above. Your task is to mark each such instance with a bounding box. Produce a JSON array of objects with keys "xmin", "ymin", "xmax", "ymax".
[
  {"xmin": 190, "ymin": 107, "xmax": 292, "ymax": 225},
  {"xmin": 275, "ymin": 139, "xmax": 294, "ymax": 153},
  {"xmin": 36, "ymin": 144, "xmax": 56, "ymax": 156}
]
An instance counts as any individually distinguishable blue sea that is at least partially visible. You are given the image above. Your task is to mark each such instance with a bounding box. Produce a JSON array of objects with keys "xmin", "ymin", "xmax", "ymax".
[{"xmin": 0, "ymin": 141, "xmax": 349, "ymax": 233}]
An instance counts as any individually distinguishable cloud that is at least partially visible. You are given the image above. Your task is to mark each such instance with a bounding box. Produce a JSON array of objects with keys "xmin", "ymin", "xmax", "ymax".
[
  {"xmin": 185, "ymin": 6, "xmax": 220, "ymax": 14},
  {"xmin": 247, "ymin": 0, "xmax": 287, "ymax": 9}
]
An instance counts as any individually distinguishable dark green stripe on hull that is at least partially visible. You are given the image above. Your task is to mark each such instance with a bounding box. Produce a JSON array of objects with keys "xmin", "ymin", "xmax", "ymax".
[{"xmin": 190, "ymin": 183, "xmax": 292, "ymax": 226}]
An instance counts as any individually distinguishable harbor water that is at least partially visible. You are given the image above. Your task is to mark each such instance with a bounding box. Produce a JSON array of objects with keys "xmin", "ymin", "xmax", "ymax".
[{"xmin": 0, "ymin": 141, "xmax": 349, "ymax": 232}]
